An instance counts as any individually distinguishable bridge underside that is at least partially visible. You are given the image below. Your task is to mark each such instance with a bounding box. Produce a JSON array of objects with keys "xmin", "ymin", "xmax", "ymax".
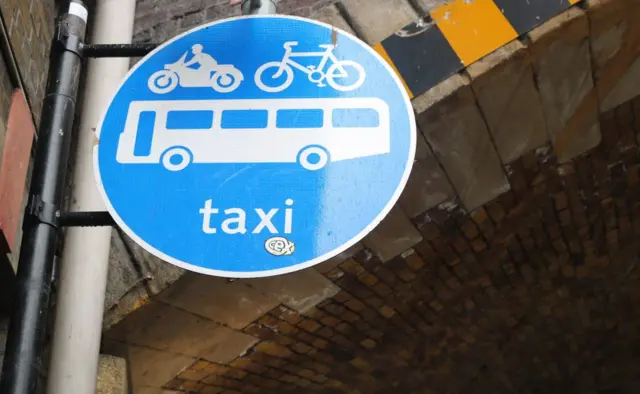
[{"xmin": 100, "ymin": 0, "xmax": 640, "ymax": 393}]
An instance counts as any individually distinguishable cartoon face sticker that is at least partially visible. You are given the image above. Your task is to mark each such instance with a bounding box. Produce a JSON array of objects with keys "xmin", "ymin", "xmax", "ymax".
[{"xmin": 265, "ymin": 237, "xmax": 295, "ymax": 256}]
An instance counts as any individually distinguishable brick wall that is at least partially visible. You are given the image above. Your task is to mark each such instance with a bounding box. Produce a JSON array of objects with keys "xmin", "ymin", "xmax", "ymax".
[
  {"xmin": 0, "ymin": 0, "xmax": 55, "ymax": 297},
  {"xmin": 0, "ymin": 0, "xmax": 56, "ymax": 124},
  {"xmin": 0, "ymin": 0, "xmax": 56, "ymax": 380},
  {"xmin": 103, "ymin": 0, "xmax": 640, "ymax": 393},
  {"xmin": 114, "ymin": 98, "xmax": 640, "ymax": 394},
  {"xmin": 134, "ymin": 0, "xmax": 337, "ymax": 43},
  {"xmin": 0, "ymin": 55, "xmax": 12, "ymax": 132}
]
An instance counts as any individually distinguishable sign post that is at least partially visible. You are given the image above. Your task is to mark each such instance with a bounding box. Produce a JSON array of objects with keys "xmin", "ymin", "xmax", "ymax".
[
  {"xmin": 242, "ymin": 0, "xmax": 277, "ymax": 15},
  {"xmin": 94, "ymin": 15, "xmax": 416, "ymax": 278}
]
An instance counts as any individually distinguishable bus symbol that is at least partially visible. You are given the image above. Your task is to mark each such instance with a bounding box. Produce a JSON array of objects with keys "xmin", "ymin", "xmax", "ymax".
[{"xmin": 115, "ymin": 98, "xmax": 390, "ymax": 171}]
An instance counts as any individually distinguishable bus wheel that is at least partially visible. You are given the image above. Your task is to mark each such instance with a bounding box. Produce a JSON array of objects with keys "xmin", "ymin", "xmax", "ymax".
[
  {"xmin": 298, "ymin": 146, "xmax": 329, "ymax": 171},
  {"xmin": 161, "ymin": 147, "xmax": 192, "ymax": 171}
]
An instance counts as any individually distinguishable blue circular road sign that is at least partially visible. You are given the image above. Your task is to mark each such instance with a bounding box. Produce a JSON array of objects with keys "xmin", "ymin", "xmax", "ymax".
[{"xmin": 94, "ymin": 15, "xmax": 416, "ymax": 278}]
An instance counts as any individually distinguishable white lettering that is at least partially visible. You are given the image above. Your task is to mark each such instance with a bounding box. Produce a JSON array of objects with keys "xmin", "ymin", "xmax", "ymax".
[
  {"xmin": 199, "ymin": 199, "xmax": 219, "ymax": 234},
  {"xmin": 253, "ymin": 208, "xmax": 279, "ymax": 234},
  {"xmin": 199, "ymin": 199, "xmax": 294, "ymax": 235},
  {"xmin": 222, "ymin": 208, "xmax": 247, "ymax": 234},
  {"xmin": 284, "ymin": 199, "xmax": 294, "ymax": 234}
]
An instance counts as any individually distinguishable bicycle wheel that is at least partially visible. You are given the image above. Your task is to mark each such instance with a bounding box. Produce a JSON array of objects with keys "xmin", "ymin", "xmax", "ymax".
[
  {"xmin": 326, "ymin": 61, "xmax": 366, "ymax": 92},
  {"xmin": 255, "ymin": 62, "xmax": 294, "ymax": 93}
]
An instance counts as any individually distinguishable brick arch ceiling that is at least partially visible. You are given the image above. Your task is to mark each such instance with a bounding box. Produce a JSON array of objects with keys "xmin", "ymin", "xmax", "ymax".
[{"xmin": 102, "ymin": 0, "xmax": 640, "ymax": 393}]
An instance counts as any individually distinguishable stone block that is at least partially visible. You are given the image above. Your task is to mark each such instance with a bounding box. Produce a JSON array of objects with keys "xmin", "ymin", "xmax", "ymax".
[
  {"xmin": 415, "ymin": 0, "xmax": 449, "ymax": 13},
  {"xmin": 97, "ymin": 355, "xmax": 128, "ymax": 394},
  {"xmin": 314, "ymin": 242, "xmax": 364, "ymax": 274},
  {"xmin": 275, "ymin": 0, "xmax": 337, "ymax": 17},
  {"xmin": 399, "ymin": 130, "xmax": 456, "ymax": 218},
  {"xmin": 118, "ymin": 231, "xmax": 185, "ymax": 296},
  {"xmin": 310, "ymin": 3, "xmax": 354, "ymax": 33},
  {"xmin": 363, "ymin": 207, "xmax": 423, "ymax": 262},
  {"xmin": 157, "ymin": 273, "xmax": 279, "ymax": 329},
  {"xmin": 199, "ymin": 325, "xmax": 258, "ymax": 364},
  {"xmin": 246, "ymin": 268, "xmax": 340, "ymax": 314},
  {"xmin": 528, "ymin": 7, "xmax": 601, "ymax": 162},
  {"xmin": 135, "ymin": 388, "xmax": 169, "ymax": 394},
  {"xmin": 587, "ymin": 0, "xmax": 640, "ymax": 112},
  {"xmin": 105, "ymin": 231, "xmax": 144, "ymax": 312},
  {"xmin": 414, "ymin": 74, "xmax": 510, "ymax": 211},
  {"xmin": 104, "ymin": 302, "xmax": 257, "ymax": 361},
  {"xmin": 103, "ymin": 285, "xmax": 150, "ymax": 331},
  {"xmin": 339, "ymin": 0, "xmax": 418, "ymax": 44},
  {"xmin": 467, "ymin": 40, "xmax": 549, "ymax": 164},
  {"xmin": 103, "ymin": 341, "xmax": 195, "ymax": 390}
]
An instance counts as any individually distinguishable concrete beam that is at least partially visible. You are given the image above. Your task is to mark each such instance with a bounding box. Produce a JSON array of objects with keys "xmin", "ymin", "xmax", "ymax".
[
  {"xmin": 467, "ymin": 40, "xmax": 549, "ymax": 164},
  {"xmin": 528, "ymin": 7, "xmax": 601, "ymax": 163},
  {"xmin": 97, "ymin": 355, "xmax": 128, "ymax": 394},
  {"xmin": 340, "ymin": 0, "xmax": 418, "ymax": 44},
  {"xmin": 413, "ymin": 74, "xmax": 510, "ymax": 211},
  {"xmin": 399, "ymin": 128, "xmax": 456, "ymax": 218},
  {"xmin": 587, "ymin": 0, "xmax": 640, "ymax": 112},
  {"xmin": 104, "ymin": 302, "xmax": 257, "ymax": 362},
  {"xmin": 363, "ymin": 206, "xmax": 423, "ymax": 262},
  {"xmin": 246, "ymin": 269, "xmax": 340, "ymax": 314},
  {"xmin": 157, "ymin": 274, "xmax": 279, "ymax": 330},
  {"xmin": 102, "ymin": 341, "xmax": 195, "ymax": 391}
]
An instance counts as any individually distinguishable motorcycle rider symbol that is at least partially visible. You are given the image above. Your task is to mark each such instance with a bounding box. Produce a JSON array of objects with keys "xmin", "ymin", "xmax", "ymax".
[{"xmin": 148, "ymin": 44, "xmax": 244, "ymax": 94}]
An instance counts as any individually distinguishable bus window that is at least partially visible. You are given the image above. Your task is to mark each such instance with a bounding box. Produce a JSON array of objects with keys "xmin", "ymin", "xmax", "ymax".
[
  {"xmin": 276, "ymin": 109, "xmax": 323, "ymax": 129},
  {"xmin": 332, "ymin": 108, "xmax": 379, "ymax": 128},
  {"xmin": 166, "ymin": 110, "xmax": 214, "ymax": 130},
  {"xmin": 133, "ymin": 111, "xmax": 155, "ymax": 157},
  {"xmin": 221, "ymin": 109, "xmax": 269, "ymax": 129}
]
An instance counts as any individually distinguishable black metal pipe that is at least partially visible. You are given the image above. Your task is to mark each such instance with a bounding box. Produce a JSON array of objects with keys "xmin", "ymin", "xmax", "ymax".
[
  {"xmin": 59, "ymin": 211, "xmax": 115, "ymax": 227},
  {"xmin": 81, "ymin": 42, "xmax": 158, "ymax": 58},
  {"xmin": 0, "ymin": 2, "xmax": 87, "ymax": 393}
]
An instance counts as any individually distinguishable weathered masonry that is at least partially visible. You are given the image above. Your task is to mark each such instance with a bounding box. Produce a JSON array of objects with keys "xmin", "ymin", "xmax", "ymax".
[
  {"xmin": 3, "ymin": 0, "xmax": 640, "ymax": 393},
  {"xmin": 0, "ymin": 0, "xmax": 56, "ymax": 381},
  {"xmin": 93, "ymin": 0, "xmax": 640, "ymax": 393}
]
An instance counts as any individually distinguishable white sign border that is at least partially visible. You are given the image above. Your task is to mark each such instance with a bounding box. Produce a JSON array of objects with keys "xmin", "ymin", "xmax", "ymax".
[{"xmin": 93, "ymin": 14, "xmax": 417, "ymax": 278}]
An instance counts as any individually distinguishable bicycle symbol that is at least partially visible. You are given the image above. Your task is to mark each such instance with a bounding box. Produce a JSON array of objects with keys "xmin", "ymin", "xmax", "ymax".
[{"xmin": 254, "ymin": 41, "xmax": 366, "ymax": 93}]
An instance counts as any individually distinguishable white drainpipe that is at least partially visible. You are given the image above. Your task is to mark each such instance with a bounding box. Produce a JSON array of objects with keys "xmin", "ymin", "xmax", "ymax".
[
  {"xmin": 46, "ymin": 1, "xmax": 136, "ymax": 393},
  {"xmin": 47, "ymin": 1, "xmax": 276, "ymax": 392}
]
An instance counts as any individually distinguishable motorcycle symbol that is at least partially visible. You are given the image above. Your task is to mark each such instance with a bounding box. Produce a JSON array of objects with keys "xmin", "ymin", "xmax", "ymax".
[{"xmin": 147, "ymin": 51, "xmax": 244, "ymax": 94}]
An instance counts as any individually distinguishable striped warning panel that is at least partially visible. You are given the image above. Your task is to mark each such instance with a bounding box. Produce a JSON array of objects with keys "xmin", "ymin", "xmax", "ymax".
[{"xmin": 376, "ymin": 0, "xmax": 583, "ymax": 99}]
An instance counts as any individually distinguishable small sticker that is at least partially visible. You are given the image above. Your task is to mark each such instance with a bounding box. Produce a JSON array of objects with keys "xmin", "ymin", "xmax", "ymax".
[
  {"xmin": 69, "ymin": 2, "xmax": 88, "ymax": 22},
  {"xmin": 265, "ymin": 237, "xmax": 295, "ymax": 256}
]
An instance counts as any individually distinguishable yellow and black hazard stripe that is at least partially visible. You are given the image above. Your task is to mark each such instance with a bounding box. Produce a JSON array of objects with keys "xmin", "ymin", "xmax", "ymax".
[{"xmin": 374, "ymin": 0, "xmax": 583, "ymax": 99}]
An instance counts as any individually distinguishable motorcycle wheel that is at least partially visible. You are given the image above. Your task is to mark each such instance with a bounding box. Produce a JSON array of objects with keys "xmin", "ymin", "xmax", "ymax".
[
  {"xmin": 148, "ymin": 70, "xmax": 179, "ymax": 94},
  {"xmin": 211, "ymin": 70, "xmax": 243, "ymax": 93}
]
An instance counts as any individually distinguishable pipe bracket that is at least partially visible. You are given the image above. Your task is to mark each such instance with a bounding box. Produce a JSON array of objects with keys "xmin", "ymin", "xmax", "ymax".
[{"xmin": 26, "ymin": 195, "xmax": 60, "ymax": 228}]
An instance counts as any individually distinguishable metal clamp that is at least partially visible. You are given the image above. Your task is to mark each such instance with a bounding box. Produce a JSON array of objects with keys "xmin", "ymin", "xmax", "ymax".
[
  {"xmin": 26, "ymin": 195, "xmax": 60, "ymax": 228},
  {"xmin": 55, "ymin": 30, "xmax": 83, "ymax": 57},
  {"xmin": 58, "ymin": 211, "xmax": 116, "ymax": 227}
]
